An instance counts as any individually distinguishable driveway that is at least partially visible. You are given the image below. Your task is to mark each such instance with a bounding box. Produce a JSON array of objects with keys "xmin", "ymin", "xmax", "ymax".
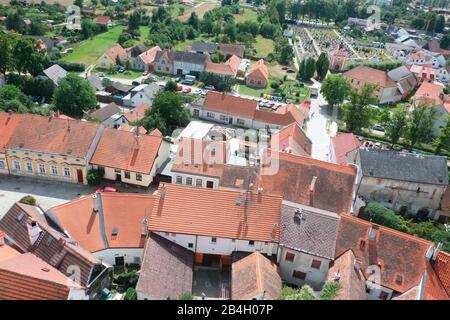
[{"xmin": 0, "ymin": 175, "xmax": 95, "ymax": 217}]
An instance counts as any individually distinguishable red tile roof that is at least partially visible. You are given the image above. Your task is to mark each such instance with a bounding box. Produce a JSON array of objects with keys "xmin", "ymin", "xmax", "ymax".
[
  {"xmin": 203, "ymin": 91, "xmax": 258, "ymax": 118},
  {"xmin": 232, "ymin": 251, "xmax": 281, "ymax": 300},
  {"xmin": 123, "ymin": 103, "xmax": 151, "ymax": 122},
  {"xmin": 95, "ymin": 15, "xmax": 111, "ymax": 25},
  {"xmin": 149, "ymin": 184, "xmax": 282, "ymax": 242},
  {"xmin": 118, "ymin": 124, "xmax": 148, "ymax": 135},
  {"xmin": 330, "ymin": 133, "xmax": 361, "ymax": 164},
  {"xmin": 139, "ymin": 46, "xmax": 162, "ymax": 65},
  {"xmin": 424, "ymin": 261, "xmax": 449, "ymax": 300},
  {"xmin": 90, "ymin": 128, "xmax": 162, "ymax": 174},
  {"xmin": 414, "ymin": 81, "xmax": 444, "ymax": 106},
  {"xmin": 270, "ymin": 123, "xmax": 312, "ymax": 156},
  {"xmin": 434, "ymin": 251, "xmax": 450, "ymax": 296},
  {"xmin": 49, "ymin": 193, "xmax": 156, "ymax": 252},
  {"xmin": 254, "ymin": 104, "xmax": 307, "ymax": 126},
  {"xmin": 104, "ymin": 44, "xmax": 127, "ymax": 62},
  {"xmin": 0, "ymin": 112, "xmax": 21, "ymax": 153},
  {"xmin": 259, "ymin": 151, "xmax": 357, "ymax": 214},
  {"xmin": 247, "ymin": 59, "xmax": 269, "ymax": 82},
  {"xmin": 0, "ymin": 253, "xmax": 82, "ymax": 300},
  {"xmin": 0, "ymin": 232, "xmax": 21, "ymax": 263},
  {"xmin": 5, "ymin": 113, "xmax": 100, "ymax": 158},
  {"xmin": 344, "ymin": 66, "xmax": 397, "ymax": 88},
  {"xmin": 335, "ymin": 214, "xmax": 434, "ymax": 293}
]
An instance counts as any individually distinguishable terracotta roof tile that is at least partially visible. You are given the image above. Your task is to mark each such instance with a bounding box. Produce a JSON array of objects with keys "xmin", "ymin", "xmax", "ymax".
[
  {"xmin": 330, "ymin": 133, "xmax": 361, "ymax": 164},
  {"xmin": 219, "ymin": 43, "xmax": 245, "ymax": 58},
  {"xmin": 247, "ymin": 59, "xmax": 269, "ymax": 81},
  {"xmin": 424, "ymin": 262, "xmax": 449, "ymax": 300},
  {"xmin": 414, "ymin": 81, "xmax": 444, "ymax": 106},
  {"xmin": 90, "ymin": 128, "xmax": 162, "ymax": 174},
  {"xmin": 118, "ymin": 124, "xmax": 148, "ymax": 134},
  {"xmin": 123, "ymin": 103, "xmax": 151, "ymax": 122},
  {"xmin": 344, "ymin": 66, "xmax": 397, "ymax": 88},
  {"xmin": 203, "ymin": 91, "xmax": 258, "ymax": 118},
  {"xmin": 95, "ymin": 15, "xmax": 111, "ymax": 25},
  {"xmin": 104, "ymin": 44, "xmax": 127, "ymax": 61},
  {"xmin": 139, "ymin": 46, "xmax": 162, "ymax": 65},
  {"xmin": 0, "ymin": 112, "xmax": 21, "ymax": 153},
  {"xmin": 232, "ymin": 251, "xmax": 281, "ymax": 300},
  {"xmin": 149, "ymin": 184, "xmax": 282, "ymax": 242},
  {"xmin": 5, "ymin": 113, "xmax": 100, "ymax": 158},
  {"xmin": 270, "ymin": 122, "xmax": 312, "ymax": 156},
  {"xmin": 434, "ymin": 251, "xmax": 450, "ymax": 296}
]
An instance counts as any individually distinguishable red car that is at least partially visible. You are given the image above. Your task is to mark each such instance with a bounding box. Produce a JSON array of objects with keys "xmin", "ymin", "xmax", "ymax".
[
  {"xmin": 177, "ymin": 85, "xmax": 183, "ymax": 91},
  {"xmin": 281, "ymin": 66, "xmax": 289, "ymax": 70},
  {"xmin": 96, "ymin": 186, "xmax": 117, "ymax": 193},
  {"xmin": 183, "ymin": 87, "xmax": 192, "ymax": 93}
]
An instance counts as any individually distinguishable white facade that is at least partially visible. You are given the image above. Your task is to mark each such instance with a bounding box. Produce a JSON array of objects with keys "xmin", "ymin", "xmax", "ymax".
[
  {"xmin": 171, "ymin": 171, "xmax": 220, "ymax": 188},
  {"xmin": 153, "ymin": 231, "xmax": 278, "ymax": 257},
  {"xmin": 173, "ymin": 61, "xmax": 205, "ymax": 76},
  {"xmin": 277, "ymin": 247, "xmax": 331, "ymax": 290},
  {"xmin": 68, "ymin": 288, "xmax": 89, "ymax": 300},
  {"xmin": 437, "ymin": 68, "xmax": 450, "ymax": 83},
  {"xmin": 93, "ymin": 248, "xmax": 144, "ymax": 267},
  {"xmin": 130, "ymin": 91, "xmax": 152, "ymax": 108}
]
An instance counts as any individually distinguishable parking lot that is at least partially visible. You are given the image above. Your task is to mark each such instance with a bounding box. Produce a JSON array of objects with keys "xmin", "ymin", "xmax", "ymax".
[{"xmin": 0, "ymin": 175, "xmax": 95, "ymax": 217}]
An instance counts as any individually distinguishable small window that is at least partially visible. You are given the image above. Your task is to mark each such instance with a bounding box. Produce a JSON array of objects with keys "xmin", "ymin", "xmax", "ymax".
[
  {"xmin": 26, "ymin": 162, "xmax": 33, "ymax": 172},
  {"xmin": 285, "ymin": 252, "xmax": 295, "ymax": 262},
  {"xmin": 0, "ymin": 160, "xmax": 4, "ymax": 169},
  {"xmin": 112, "ymin": 227, "xmax": 118, "ymax": 236},
  {"xmin": 231, "ymin": 239, "xmax": 236, "ymax": 243},
  {"xmin": 207, "ymin": 112, "xmax": 215, "ymax": 119},
  {"xmin": 292, "ymin": 270, "xmax": 306, "ymax": 280},
  {"xmin": 311, "ymin": 259, "xmax": 322, "ymax": 269},
  {"xmin": 39, "ymin": 163, "xmax": 46, "ymax": 174},
  {"xmin": 379, "ymin": 291, "xmax": 389, "ymax": 300},
  {"xmin": 13, "ymin": 160, "xmax": 21, "ymax": 171},
  {"xmin": 176, "ymin": 176, "xmax": 183, "ymax": 184},
  {"xmin": 249, "ymin": 240, "xmax": 255, "ymax": 246},
  {"xmin": 188, "ymin": 243, "xmax": 193, "ymax": 248},
  {"xmin": 51, "ymin": 165, "xmax": 58, "ymax": 175},
  {"xmin": 125, "ymin": 171, "xmax": 131, "ymax": 179},
  {"xmin": 136, "ymin": 173, "xmax": 143, "ymax": 181},
  {"xmin": 64, "ymin": 167, "xmax": 70, "ymax": 177},
  {"xmin": 133, "ymin": 257, "xmax": 141, "ymax": 264},
  {"xmin": 211, "ymin": 237, "xmax": 217, "ymax": 244},
  {"xmin": 195, "ymin": 178, "xmax": 202, "ymax": 187},
  {"xmin": 186, "ymin": 177, "xmax": 193, "ymax": 185},
  {"xmin": 114, "ymin": 169, "xmax": 121, "ymax": 173},
  {"xmin": 237, "ymin": 119, "xmax": 245, "ymax": 125},
  {"xmin": 45, "ymin": 237, "xmax": 54, "ymax": 247}
]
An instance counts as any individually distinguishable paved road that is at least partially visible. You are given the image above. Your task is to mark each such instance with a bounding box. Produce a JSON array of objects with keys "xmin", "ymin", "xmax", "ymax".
[{"xmin": 305, "ymin": 79, "xmax": 338, "ymax": 161}]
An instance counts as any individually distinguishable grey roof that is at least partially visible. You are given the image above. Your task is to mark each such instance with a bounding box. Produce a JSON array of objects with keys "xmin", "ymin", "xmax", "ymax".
[
  {"xmin": 87, "ymin": 75, "xmax": 105, "ymax": 91},
  {"xmin": 88, "ymin": 103, "xmax": 121, "ymax": 122},
  {"xmin": 191, "ymin": 41, "xmax": 218, "ymax": 53},
  {"xmin": 42, "ymin": 64, "xmax": 68, "ymax": 85},
  {"xmin": 388, "ymin": 66, "xmax": 413, "ymax": 82},
  {"xmin": 136, "ymin": 233, "xmax": 193, "ymax": 300},
  {"xmin": 142, "ymin": 83, "xmax": 161, "ymax": 100},
  {"xmin": 173, "ymin": 51, "xmax": 209, "ymax": 65},
  {"xmin": 218, "ymin": 43, "xmax": 245, "ymax": 58},
  {"xmin": 128, "ymin": 44, "xmax": 148, "ymax": 58},
  {"xmin": 359, "ymin": 148, "xmax": 449, "ymax": 185},
  {"xmin": 280, "ymin": 201, "xmax": 340, "ymax": 260}
]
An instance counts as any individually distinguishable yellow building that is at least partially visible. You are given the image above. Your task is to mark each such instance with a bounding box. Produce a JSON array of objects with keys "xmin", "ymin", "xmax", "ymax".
[{"xmin": 4, "ymin": 113, "xmax": 103, "ymax": 184}]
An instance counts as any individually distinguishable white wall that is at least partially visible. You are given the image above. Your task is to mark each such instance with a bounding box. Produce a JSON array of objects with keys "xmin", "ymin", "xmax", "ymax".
[
  {"xmin": 68, "ymin": 288, "xmax": 89, "ymax": 300},
  {"xmin": 171, "ymin": 172, "xmax": 220, "ymax": 188},
  {"xmin": 277, "ymin": 247, "xmax": 331, "ymax": 290},
  {"xmin": 130, "ymin": 92, "xmax": 152, "ymax": 108},
  {"xmin": 94, "ymin": 165, "xmax": 152, "ymax": 187},
  {"xmin": 94, "ymin": 248, "xmax": 144, "ymax": 266},
  {"xmin": 173, "ymin": 61, "xmax": 205, "ymax": 75}
]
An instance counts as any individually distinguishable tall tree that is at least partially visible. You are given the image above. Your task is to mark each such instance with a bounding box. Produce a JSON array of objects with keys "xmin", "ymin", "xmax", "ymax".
[
  {"xmin": 405, "ymin": 104, "xmax": 436, "ymax": 148},
  {"xmin": 53, "ymin": 74, "xmax": 97, "ymax": 118},
  {"xmin": 320, "ymin": 74, "xmax": 351, "ymax": 109},
  {"xmin": 343, "ymin": 84, "xmax": 377, "ymax": 134},
  {"xmin": 188, "ymin": 12, "xmax": 199, "ymax": 30},
  {"xmin": 315, "ymin": 52, "xmax": 329, "ymax": 81},
  {"xmin": 385, "ymin": 106, "xmax": 408, "ymax": 146},
  {"xmin": 434, "ymin": 115, "xmax": 450, "ymax": 153},
  {"xmin": 0, "ymin": 33, "xmax": 15, "ymax": 78}
]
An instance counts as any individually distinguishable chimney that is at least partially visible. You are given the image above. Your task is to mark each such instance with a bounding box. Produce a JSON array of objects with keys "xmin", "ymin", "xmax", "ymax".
[
  {"xmin": 55, "ymin": 110, "xmax": 60, "ymax": 118},
  {"xmin": 160, "ymin": 183, "xmax": 166, "ymax": 200},
  {"xmin": 7, "ymin": 109, "xmax": 12, "ymax": 117},
  {"xmin": 309, "ymin": 176, "xmax": 317, "ymax": 206},
  {"xmin": 368, "ymin": 224, "xmax": 379, "ymax": 241},
  {"xmin": 27, "ymin": 220, "xmax": 42, "ymax": 245},
  {"xmin": 93, "ymin": 192, "xmax": 102, "ymax": 213},
  {"xmin": 0, "ymin": 230, "xmax": 5, "ymax": 246}
]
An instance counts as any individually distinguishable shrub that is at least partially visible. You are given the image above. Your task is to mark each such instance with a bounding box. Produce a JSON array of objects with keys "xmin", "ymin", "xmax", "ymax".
[
  {"xmin": 19, "ymin": 195, "xmax": 36, "ymax": 206},
  {"xmin": 114, "ymin": 270, "xmax": 139, "ymax": 289},
  {"xmin": 319, "ymin": 282, "xmax": 341, "ymax": 300},
  {"xmin": 361, "ymin": 202, "xmax": 410, "ymax": 233},
  {"xmin": 179, "ymin": 293, "xmax": 193, "ymax": 300},
  {"xmin": 270, "ymin": 81, "xmax": 280, "ymax": 90},
  {"xmin": 124, "ymin": 287, "xmax": 137, "ymax": 300},
  {"xmin": 86, "ymin": 169, "xmax": 104, "ymax": 186},
  {"xmin": 56, "ymin": 61, "xmax": 86, "ymax": 72}
]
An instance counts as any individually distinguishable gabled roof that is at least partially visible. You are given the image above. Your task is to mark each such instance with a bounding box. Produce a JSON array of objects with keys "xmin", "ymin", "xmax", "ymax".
[
  {"xmin": 136, "ymin": 233, "xmax": 193, "ymax": 300},
  {"xmin": 434, "ymin": 251, "xmax": 450, "ymax": 296},
  {"xmin": 5, "ymin": 113, "xmax": 100, "ymax": 158},
  {"xmin": 232, "ymin": 251, "xmax": 281, "ymax": 300},
  {"xmin": 203, "ymin": 91, "xmax": 258, "ymax": 118},
  {"xmin": 123, "ymin": 103, "xmax": 151, "ymax": 122},
  {"xmin": 335, "ymin": 214, "xmax": 434, "ymax": 293},
  {"xmin": 103, "ymin": 44, "xmax": 127, "ymax": 62},
  {"xmin": 359, "ymin": 148, "xmax": 448, "ymax": 185},
  {"xmin": 413, "ymin": 81, "xmax": 444, "ymax": 106},
  {"xmin": 87, "ymin": 74, "xmax": 105, "ymax": 91},
  {"xmin": 173, "ymin": 51, "xmax": 209, "ymax": 65},
  {"xmin": 0, "ymin": 112, "xmax": 21, "ymax": 154},
  {"xmin": 330, "ymin": 133, "xmax": 361, "ymax": 165},
  {"xmin": 47, "ymin": 192, "xmax": 157, "ymax": 252},
  {"xmin": 344, "ymin": 66, "xmax": 397, "ymax": 88},
  {"xmin": 0, "ymin": 232, "xmax": 21, "ymax": 262},
  {"xmin": 254, "ymin": 104, "xmax": 307, "ymax": 126},
  {"xmin": 42, "ymin": 64, "xmax": 68, "ymax": 85},
  {"xmin": 149, "ymin": 184, "xmax": 283, "ymax": 242},
  {"xmin": 154, "ymin": 49, "xmax": 175, "ymax": 63},
  {"xmin": 0, "ymin": 253, "xmax": 83, "ymax": 300},
  {"xmin": 191, "ymin": 41, "xmax": 218, "ymax": 53},
  {"xmin": 90, "ymin": 127, "xmax": 162, "ymax": 174},
  {"xmin": 219, "ymin": 43, "xmax": 245, "ymax": 58},
  {"xmin": 259, "ymin": 151, "xmax": 356, "ymax": 214},
  {"xmin": 138, "ymin": 46, "xmax": 161, "ymax": 65},
  {"xmin": 128, "ymin": 44, "xmax": 147, "ymax": 58},
  {"xmin": 247, "ymin": 59, "xmax": 269, "ymax": 81},
  {"xmin": 95, "ymin": 15, "xmax": 111, "ymax": 25},
  {"xmin": 270, "ymin": 122, "xmax": 312, "ymax": 156},
  {"xmin": 118, "ymin": 124, "xmax": 148, "ymax": 135},
  {"xmin": 88, "ymin": 103, "xmax": 120, "ymax": 122},
  {"xmin": 205, "ymin": 55, "xmax": 241, "ymax": 77},
  {"xmin": 280, "ymin": 201, "xmax": 340, "ymax": 260}
]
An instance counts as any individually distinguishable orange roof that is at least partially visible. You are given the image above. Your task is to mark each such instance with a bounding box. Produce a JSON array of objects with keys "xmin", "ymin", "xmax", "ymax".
[
  {"xmin": 5, "ymin": 113, "xmax": 100, "ymax": 157},
  {"xmin": 330, "ymin": 133, "xmax": 361, "ymax": 164},
  {"xmin": 344, "ymin": 66, "xmax": 397, "ymax": 88},
  {"xmin": 414, "ymin": 81, "xmax": 444, "ymax": 106},
  {"xmin": 104, "ymin": 44, "xmax": 127, "ymax": 61},
  {"xmin": 139, "ymin": 46, "xmax": 162, "ymax": 65},
  {"xmin": 424, "ymin": 261, "xmax": 449, "ymax": 300},
  {"xmin": 123, "ymin": 103, "xmax": 151, "ymax": 122},
  {"xmin": 90, "ymin": 128, "xmax": 162, "ymax": 174},
  {"xmin": 434, "ymin": 251, "xmax": 450, "ymax": 296},
  {"xmin": 259, "ymin": 151, "xmax": 356, "ymax": 214},
  {"xmin": 254, "ymin": 104, "xmax": 307, "ymax": 126},
  {"xmin": 247, "ymin": 59, "xmax": 269, "ymax": 81},
  {"xmin": 171, "ymin": 137, "xmax": 228, "ymax": 178},
  {"xmin": 336, "ymin": 214, "xmax": 434, "ymax": 293},
  {"xmin": 232, "ymin": 251, "xmax": 281, "ymax": 300},
  {"xmin": 0, "ymin": 253, "xmax": 83, "ymax": 300},
  {"xmin": 270, "ymin": 123, "xmax": 312, "ymax": 156},
  {"xmin": 0, "ymin": 112, "xmax": 21, "ymax": 153},
  {"xmin": 204, "ymin": 55, "xmax": 240, "ymax": 77},
  {"xmin": 118, "ymin": 124, "xmax": 148, "ymax": 134},
  {"xmin": 95, "ymin": 15, "xmax": 111, "ymax": 25},
  {"xmin": 149, "ymin": 184, "xmax": 282, "ymax": 242},
  {"xmin": 0, "ymin": 231, "xmax": 21, "ymax": 263},
  {"xmin": 203, "ymin": 91, "xmax": 258, "ymax": 119},
  {"xmin": 49, "ymin": 193, "xmax": 156, "ymax": 252}
]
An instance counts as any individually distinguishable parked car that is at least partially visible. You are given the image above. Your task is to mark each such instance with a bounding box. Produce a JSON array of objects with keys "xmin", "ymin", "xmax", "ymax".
[
  {"xmin": 286, "ymin": 69, "xmax": 295, "ymax": 73},
  {"xmin": 183, "ymin": 87, "xmax": 192, "ymax": 94},
  {"xmin": 203, "ymin": 85, "xmax": 215, "ymax": 90},
  {"xmin": 372, "ymin": 124, "xmax": 385, "ymax": 132},
  {"xmin": 97, "ymin": 72, "xmax": 105, "ymax": 78},
  {"xmin": 177, "ymin": 85, "xmax": 183, "ymax": 91},
  {"xmin": 143, "ymin": 70, "xmax": 150, "ymax": 76},
  {"xmin": 175, "ymin": 77, "xmax": 181, "ymax": 82},
  {"xmin": 118, "ymin": 67, "xmax": 126, "ymax": 73},
  {"xmin": 132, "ymin": 80, "xmax": 141, "ymax": 86},
  {"xmin": 96, "ymin": 186, "xmax": 117, "ymax": 193},
  {"xmin": 193, "ymin": 88, "xmax": 202, "ymax": 95}
]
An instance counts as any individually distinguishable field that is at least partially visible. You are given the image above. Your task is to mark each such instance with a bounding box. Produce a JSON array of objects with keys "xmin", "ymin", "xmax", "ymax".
[
  {"xmin": 0, "ymin": 0, "xmax": 73, "ymax": 3},
  {"xmin": 179, "ymin": 2, "xmax": 220, "ymax": 22},
  {"xmin": 252, "ymin": 35, "xmax": 275, "ymax": 58},
  {"xmin": 234, "ymin": 8, "xmax": 259, "ymax": 23}
]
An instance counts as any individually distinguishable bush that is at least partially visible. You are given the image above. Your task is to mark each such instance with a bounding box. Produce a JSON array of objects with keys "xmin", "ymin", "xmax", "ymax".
[
  {"xmin": 179, "ymin": 293, "xmax": 193, "ymax": 300},
  {"xmin": 270, "ymin": 81, "xmax": 280, "ymax": 90},
  {"xmin": 319, "ymin": 282, "xmax": 341, "ymax": 300},
  {"xmin": 86, "ymin": 169, "xmax": 104, "ymax": 186},
  {"xmin": 56, "ymin": 61, "xmax": 86, "ymax": 72},
  {"xmin": 114, "ymin": 270, "xmax": 139, "ymax": 289},
  {"xmin": 19, "ymin": 195, "xmax": 37, "ymax": 206},
  {"xmin": 124, "ymin": 287, "xmax": 137, "ymax": 300},
  {"xmin": 361, "ymin": 202, "xmax": 410, "ymax": 233}
]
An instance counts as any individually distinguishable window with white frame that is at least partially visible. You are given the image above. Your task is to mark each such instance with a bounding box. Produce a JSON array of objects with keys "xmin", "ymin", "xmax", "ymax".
[
  {"xmin": 136, "ymin": 173, "xmax": 143, "ymax": 181},
  {"xmin": 219, "ymin": 115, "xmax": 227, "ymax": 121},
  {"xmin": 186, "ymin": 177, "xmax": 192, "ymax": 185},
  {"xmin": 26, "ymin": 162, "xmax": 33, "ymax": 173},
  {"xmin": 0, "ymin": 160, "xmax": 4, "ymax": 169},
  {"xmin": 206, "ymin": 112, "xmax": 215, "ymax": 119},
  {"xmin": 176, "ymin": 176, "xmax": 182, "ymax": 184},
  {"xmin": 51, "ymin": 165, "xmax": 58, "ymax": 175},
  {"xmin": 39, "ymin": 163, "xmax": 45, "ymax": 174},
  {"xmin": 13, "ymin": 160, "xmax": 20, "ymax": 171},
  {"xmin": 237, "ymin": 119, "xmax": 245, "ymax": 125},
  {"xmin": 64, "ymin": 167, "xmax": 71, "ymax": 177},
  {"xmin": 195, "ymin": 178, "xmax": 202, "ymax": 187}
]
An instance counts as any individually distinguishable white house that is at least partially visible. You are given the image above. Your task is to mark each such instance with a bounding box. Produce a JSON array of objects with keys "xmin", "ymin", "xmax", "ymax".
[
  {"xmin": 172, "ymin": 51, "xmax": 209, "ymax": 76},
  {"xmin": 123, "ymin": 83, "xmax": 161, "ymax": 108}
]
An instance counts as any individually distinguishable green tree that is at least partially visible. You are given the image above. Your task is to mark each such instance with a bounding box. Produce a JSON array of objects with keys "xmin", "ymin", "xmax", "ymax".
[
  {"xmin": 315, "ymin": 52, "xmax": 329, "ymax": 81},
  {"xmin": 164, "ymin": 80, "xmax": 178, "ymax": 92},
  {"xmin": 405, "ymin": 104, "xmax": 436, "ymax": 148},
  {"xmin": 53, "ymin": 74, "xmax": 97, "ymax": 117},
  {"xmin": 141, "ymin": 91, "xmax": 191, "ymax": 136},
  {"xmin": 86, "ymin": 169, "xmax": 104, "ymax": 186},
  {"xmin": 433, "ymin": 115, "xmax": 450, "ymax": 153},
  {"xmin": 179, "ymin": 293, "xmax": 193, "ymax": 300},
  {"xmin": 361, "ymin": 202, "xmax": 410, "ymax": 233},
  {"xmin": 343, "ymin": 84, "xmax": 377, "ymax": 134},
  {"xmin": 320, "ymin": 74, "xmax": 351, "ymax": 109},
  {"xmin": 188, "ymin": 12, "xmax": 199, "ymax": 30},
  {"xmin": 435, "ymin": 15, "xmax": 445, "ymax": 33},
  {"xmin": 13, "ymin": 38, "xmax": 46, "ymax": 76},
  {"xmin": 124, "ymin": 288, "xmax": 137, "ymax": 300},
  {"xmin": 319, "ymin": 282, "xmax": 341, "ymax": 300},
  {"xmin": 223, "ymin": 22, "xmax": 237, "ymax": 42},
  {"xmin": 19, "ymin": 195, "xmax": 37, "ymax": 206},
  {"xmin": 385, "ymin": 106, "xmax": 408, "ymax": 146},
  {"xmin": 285, "ymin": 285, "xmax": 316, "ymax": 300},
  {"xmin": 0, "ymin": 33, "xmax": 15, "ymax": 78},
  {"xmin": 73, "ymin": 0, "xmax": 84, "ymax": 9}
]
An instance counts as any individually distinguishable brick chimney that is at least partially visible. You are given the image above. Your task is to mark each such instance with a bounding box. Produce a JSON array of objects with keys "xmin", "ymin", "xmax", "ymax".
[{"xmin": 309, "ymin": 176, "xmax": 317, "ymax": 207}]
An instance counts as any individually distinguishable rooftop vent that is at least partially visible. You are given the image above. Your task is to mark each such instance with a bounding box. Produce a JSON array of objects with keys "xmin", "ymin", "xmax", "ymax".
[
  {"xmin": 235, "ymin": 197, "xmax": 241, "ymax": 206},
  {"xmin": 112, "ymin": 227, "xmax": 118, "ymax": 237},
  {"xmin": 395, "ymin": 275, "xmax": 403, "ymax": 285},
  {"xmin": 41, "ymin": 268, "xmax": 50, "ymax": 273}
]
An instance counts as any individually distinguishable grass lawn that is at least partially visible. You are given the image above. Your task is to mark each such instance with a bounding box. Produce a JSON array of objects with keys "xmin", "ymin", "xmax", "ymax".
[
  {"xmin": 234, "ymin": 8, "xmax": 259, "ymax": 23},
  {"xmin": 239, "ymin": 79, "xmax": 310, "ymax": 103},
  {"xmin": 96, "ymin": 68, "xmax": 144, "ymax": 80},
  {"xmin": 253, "ymin": 35, "xmax": 275, "ymax": 59},
  {"xmin": 173, "ymin": 35, "xmax": 214, "ymax": 51}
]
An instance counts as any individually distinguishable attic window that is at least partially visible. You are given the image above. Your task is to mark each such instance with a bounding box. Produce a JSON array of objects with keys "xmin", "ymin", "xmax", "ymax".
[
  {"xmin": 395, "ymin": 275, "xmax": 403, "ymax": 285},
  {"xmin": 46, "ymin": 237, "xmax": 54, "ymax": 247},
  {"xmin": 17, "ymin": 212, "xmax": 26, "ymax": 222},
  {"xmin": 112, "ymin": 227, "xmax": 118, "ymax": 237},
  {"xmin": 359, "ymin": 239, "xmax": 366, "ymax": 249}
]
